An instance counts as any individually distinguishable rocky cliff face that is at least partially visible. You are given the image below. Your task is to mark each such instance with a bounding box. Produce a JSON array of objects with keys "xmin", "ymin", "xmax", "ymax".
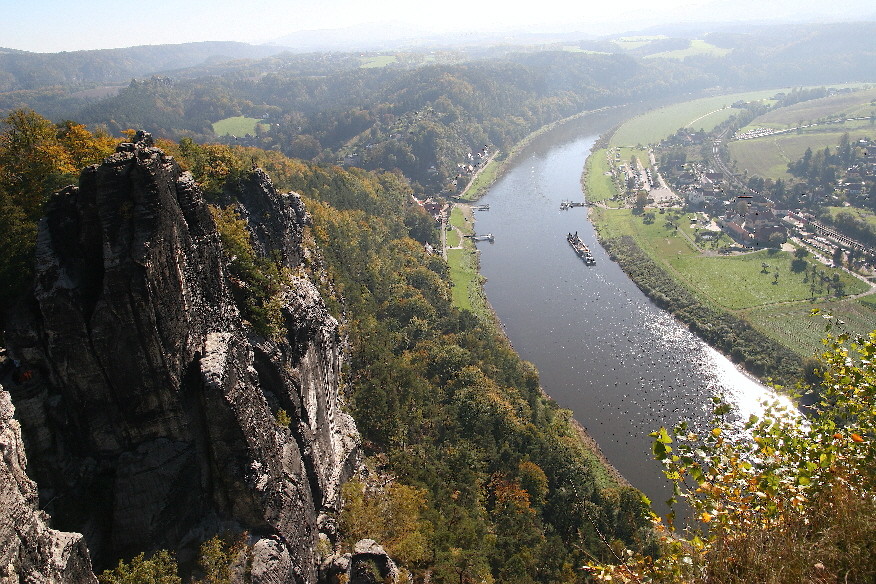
[
  {"xmin": 0, "ymin": 386, "xmax": 97, "ymax": 584},
  {"xmin": 4, "ymin": 134, "xmax": 359, "ymax": 583}
]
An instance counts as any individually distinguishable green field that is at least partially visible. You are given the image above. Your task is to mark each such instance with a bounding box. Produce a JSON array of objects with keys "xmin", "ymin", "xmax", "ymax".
[
  {"xmin": 446, "ymin": 205, "xmax": 491, "ymax": 318},
  {"xmin": 449, "ymin": 206, "xmax": 467, "ymax": 230},
  {"xmin": 617, "ymin": 147, "xmax": 652, "ymax": 170},
  {"xmin": 645, "ymin": 39, "xmax": 732, "ymax": 60},
  {"xmin": 447, "ymin": 247, "xmax": 476, "ymax": 311},
  {"xmin": 562, "ymin": 46, "xmax": 609, "ymax": 54},
  {"xmin": 749, "ymin": 87, "xmax": 876, "ymax": 127},
  {"xmin": 668, "ymin": 250, "xmax": 868, "ymax": 310},
  {"xmin": 212, "ymin": 116, "xmax": 267, "ymax": 137},
  {"xmin": 460, "ymin": 157, "xmax": 501, "ymax": 201},
  {"xmin": 729, "ymin": 86, "xmax": 876, "ymax": 179},
  {"xmin": 583, "ymin": 149, "xmax": 619, "ymax": 204},
  {"xmin": 610, "ymin": 89, "xmax": 780, "ymax": 146},
  {"xmin": 611, "ymin": 35, "xmax": 667, "ymax": 50},
  {"xmin": 446, "ymin": 225, "xmax": 461, "ymax": 247},
  {"xmin": 823, "ymin": 206, "xmax": 876, "ymax": 230},
  {"xmin": 745, "ymin": 298, "xmax": 876, "ymax": 357},
  {"xmin": 729, "ymin": 130, "xmax": 873, "ymax": 180},
  {"xmin": 592, "ymin": 207, "xmax": 699, "ymax": 258},
  {"xmin": 360, "ymin": 55, "xmax": 397, "ymax": 68}
]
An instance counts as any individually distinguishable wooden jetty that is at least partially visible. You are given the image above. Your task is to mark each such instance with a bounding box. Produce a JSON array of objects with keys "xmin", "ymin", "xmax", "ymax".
[{"xmin": 567, "ymin": 231, "xmax": 595, "ymax": 265}]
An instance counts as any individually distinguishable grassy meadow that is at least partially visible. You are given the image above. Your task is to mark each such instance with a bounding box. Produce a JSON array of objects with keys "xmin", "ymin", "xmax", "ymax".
[
  {"xmin": 616, "ymin": 146, "xmax": 652, "ymax": 169},
  {"xmin": 583, "ymin": 149, "xmax": 619, "ymax": 204},
  {"xmin": 445, "ymin": 225, "xmax": 461, "ymax": 247},
  {"xmin": 823, "ymin": 206, "xmax": 876, "ymax": 230},
  {"xmin": 748, "ymin": 87, "xmax": 876, "ymax": 128},
  {"xmin": 212, "ymin": 116, "xmax": 267, "ymax": 136},
  {"xmin": 669, "ymin": 250, "xmax": 867, "ymax": 310},
  {"xmin": 729, "ymin": 130, "xmax": 873, "ymax": 180},
  {"xmin": 610, "ymin": 89, "xmax": 780, "ymax": 146},
  {"xmin": 446, "ymin": 205, "xmax": 490, "ymax": 319},
  {"xmin": 460, "ymin": 156, "xmax": 502, "ymax": 201},
  {"xmin": 729, "ymin": 86, "xmax": 876, "ymax": 179},
  {"xmin": 645, "ymin": 39, "xmax": 732, "ymax": 60},
  {"xmin": 360, "ymin": 55, "xmax": 397, "ymax": 68},
  {"xmin": 745, "ymin": 299, "xmax": 876, "ymax": 357},
  {"xmin": 610, "ymin": 35, "xmax": 667, "ymax": 50}
]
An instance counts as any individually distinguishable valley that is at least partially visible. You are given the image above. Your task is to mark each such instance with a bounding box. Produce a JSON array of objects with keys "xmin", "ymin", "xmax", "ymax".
[{"xmin": 1, "ymin": 17, "xmax": 876, "ymax": 584}]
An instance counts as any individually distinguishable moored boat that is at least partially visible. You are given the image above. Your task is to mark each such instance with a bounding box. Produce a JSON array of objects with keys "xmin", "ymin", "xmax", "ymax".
[{"xmin": 567, "ymin": 231, "xmax": 595, "ymax": 265}]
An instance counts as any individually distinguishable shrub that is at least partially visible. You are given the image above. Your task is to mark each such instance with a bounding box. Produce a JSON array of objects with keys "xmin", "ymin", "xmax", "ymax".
[
  {"xmin": 210, "ymin": 205, "xmax": 287, "ymax": 340},
  {"xmin": 98, "ymin": 551, "xmax": 181, "ymax": 584}
]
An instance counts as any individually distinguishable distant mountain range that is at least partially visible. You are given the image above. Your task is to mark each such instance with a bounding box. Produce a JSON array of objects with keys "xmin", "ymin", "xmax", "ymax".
[{"xmin": 0, "ymin": 42, "xmax": 293, "ymax": 92}]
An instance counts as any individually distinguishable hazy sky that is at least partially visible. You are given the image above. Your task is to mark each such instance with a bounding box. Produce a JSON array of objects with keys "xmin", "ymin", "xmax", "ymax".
[{"xmin": 1, "ymin": 0, "xmax": 873, "ymax": 53}]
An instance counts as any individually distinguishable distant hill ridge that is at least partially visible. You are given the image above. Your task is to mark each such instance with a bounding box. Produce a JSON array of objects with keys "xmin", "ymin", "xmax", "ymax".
[{"xmin": 0, "ymin": 41, "xmax": 291, "ymax": 91}]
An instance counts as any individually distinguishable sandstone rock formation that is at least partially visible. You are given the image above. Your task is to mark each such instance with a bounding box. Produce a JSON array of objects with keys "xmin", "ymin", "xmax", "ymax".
[
  {"xmin": 4, "ymin": 134, "xmax": 360, "ymax": 583},
  {"xmin": 320, "ymin": 539, "xmax": 399, "ymax": 584},
  {"xmin": 0, "ymin": 386, "xmax": 97, "ymax": 584}
]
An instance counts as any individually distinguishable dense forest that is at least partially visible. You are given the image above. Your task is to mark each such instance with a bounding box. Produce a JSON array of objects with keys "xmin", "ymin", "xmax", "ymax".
[
  {"xmin": 65, "ymin": 52, "xmax": 706, "ymax": 192},
  {"xmin": 3, "ymin": 21, "xmax": 874, "ymax": 197}
]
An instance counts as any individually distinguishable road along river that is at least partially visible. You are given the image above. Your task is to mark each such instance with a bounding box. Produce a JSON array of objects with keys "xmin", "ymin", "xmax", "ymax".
[{"xmin": 471, "ymin": 111, "xmax": 791, "ymax": 510}]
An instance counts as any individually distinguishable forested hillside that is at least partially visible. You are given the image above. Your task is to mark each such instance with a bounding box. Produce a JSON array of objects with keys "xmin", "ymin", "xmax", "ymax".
[
  {"xmin": 0, "ymin": 42, "xmax": 290, "ymax": 91},
  {"xmin": 3, "ymin": 22, "xmax": 874, "ymax": 196},
  {"xmin": 0, "ymin": 112, "xmax": 652, "ymax": 583},
  {"xmin": 70, "ymin": 51, "xmax": 708, "ymax": 191}
]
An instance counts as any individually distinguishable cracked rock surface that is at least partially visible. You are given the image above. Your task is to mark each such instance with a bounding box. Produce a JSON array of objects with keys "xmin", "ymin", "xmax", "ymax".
[{"xmin": 4, "ymin": 136, "xmax": 359, "ymax": 583}]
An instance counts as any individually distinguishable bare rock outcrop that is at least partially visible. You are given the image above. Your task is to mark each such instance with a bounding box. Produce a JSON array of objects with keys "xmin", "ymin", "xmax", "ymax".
[
  {"xmin": 4, "ymin": 135, "xmax": 359, "ymax": 583},
  {"xmin": 0, "ymin": 387, "xmax": 97, "ymax": 584},
  {"xmin": 320, "ymin": 539, "xmax": 399, "ymax": 584}
]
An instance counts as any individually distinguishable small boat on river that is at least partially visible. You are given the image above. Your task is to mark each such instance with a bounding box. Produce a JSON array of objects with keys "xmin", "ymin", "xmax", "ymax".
[{"xmin": 567, "ymin": 231, "xmax": 595, "ymax": 265}]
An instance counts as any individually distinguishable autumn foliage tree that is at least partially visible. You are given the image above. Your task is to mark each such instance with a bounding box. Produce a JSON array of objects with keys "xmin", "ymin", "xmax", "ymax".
[{"xmin": 0, "ymin": 109, "xmax": 115, "ymax": 331}]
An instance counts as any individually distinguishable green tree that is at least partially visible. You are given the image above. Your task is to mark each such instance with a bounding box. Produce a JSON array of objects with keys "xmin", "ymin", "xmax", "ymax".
[
  {"xmin": 0, "ymin": 109, "xmax": 75, "ymax": 216},
  {"xmin": 210, "ymin": 204, "xmax": 287, "ymax": 339},
  {"xmin": 98, "ymin": 551, "xmax": 181, "ymax": 584},
  {"xmin": 0, "ymin": 109, "xmax": 115, "ymax": 332},
  {"xmin": 198, "ymin": 534, "xmax": 245, "ymax": 584}
]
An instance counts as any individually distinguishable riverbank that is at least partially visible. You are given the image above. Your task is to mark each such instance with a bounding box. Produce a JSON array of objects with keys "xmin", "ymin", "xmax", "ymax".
[
  {"xmin": 582, "ymin": 128, "xmax": 804, "ymax": 384},
  {"xmin": 445, "ymin": 212, "xmax": 632, "ymax": 491},
  {"xmin": 446, "ymin": 111, "xmax": 638, "ymax": 493},
  {"xmin": 597, "ymin": 233, "xmax": 803, "ymax": 385},
  {"xmin": 446, "ymin": 204, "xmax": 491, "ymax": 319},
  {"xmin": 583, "ymin": 156, "xmax": 874, "ymax": 384},
  {"xmin": 458, "ymin": 107, "xmax": 618, "ymax": 202},
  {"xmin": 584, "ymin": 95, "xmax": 876, "ymax": 373}
]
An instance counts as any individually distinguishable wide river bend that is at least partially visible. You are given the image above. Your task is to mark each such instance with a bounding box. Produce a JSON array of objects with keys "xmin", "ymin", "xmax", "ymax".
[{"xmin": 472, "ymin": 111, "xmax": 787, "ymax": 508}]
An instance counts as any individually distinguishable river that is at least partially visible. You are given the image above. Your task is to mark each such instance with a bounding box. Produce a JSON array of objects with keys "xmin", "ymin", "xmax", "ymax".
[{"xmin": 472, "ymin": 111, "xmax": 787, "ymax": 510}]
